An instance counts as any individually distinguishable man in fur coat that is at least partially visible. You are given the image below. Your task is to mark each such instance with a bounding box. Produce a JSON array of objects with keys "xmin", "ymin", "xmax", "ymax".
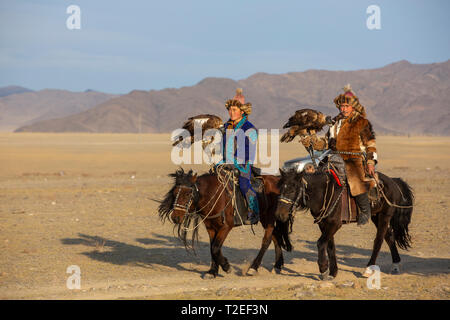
[{"xmin": 301, "ymin": 85, "xmax": 377, "ymax": 225}]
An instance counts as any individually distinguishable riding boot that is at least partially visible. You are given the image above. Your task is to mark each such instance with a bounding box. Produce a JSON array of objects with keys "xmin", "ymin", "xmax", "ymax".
[
  {"xmin": 355, "ymin": 192, "xmax": 371, "ymax": 226},
  {"xmin": 244, "ymin": 194, "xmax": 259, "ymax": 225}
]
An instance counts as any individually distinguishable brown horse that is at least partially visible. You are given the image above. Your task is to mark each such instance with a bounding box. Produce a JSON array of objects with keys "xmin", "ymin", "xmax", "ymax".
[
  {"xmin": 158, "ymin": 166, "xmax": 293, "ymax": 279},
  {"xmin": 276, "ymin": 167, "xmax": 414, "ymax": 280}
]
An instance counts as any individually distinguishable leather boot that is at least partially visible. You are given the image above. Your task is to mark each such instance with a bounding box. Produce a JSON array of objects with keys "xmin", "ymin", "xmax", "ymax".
[
  {"xmin": 355, "ymin": 193, "xmax": 371, "ymax": 226},
  {"xmin": 244, "ymin": 195, "xmax": 259, "ymax": 225}
]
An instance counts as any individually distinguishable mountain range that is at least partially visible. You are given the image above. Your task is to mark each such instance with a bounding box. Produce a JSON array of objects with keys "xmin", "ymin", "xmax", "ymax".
[
  {"xmin": 0, "ymin": 89, "xmax": 118, "ymax": 132},
  {"xmin": 5, "ymin": 59, "xmax": 450, "ymax": 135}
]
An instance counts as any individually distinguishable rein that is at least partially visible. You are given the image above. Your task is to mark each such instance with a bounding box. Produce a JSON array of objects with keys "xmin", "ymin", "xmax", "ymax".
[
  {"xmin": 312, "ymin": 173, "xmax": 342, "ymax": 224},
  {"xmin": 373, "ymin": 175, "xmax": 414, "ymax": 209},
  {"xmin": 174, "ymin": 165, "xmax": 236, "ymax": 232},
  {"xmin": 279, "ymin": 177, "xmax": 308, "ymax": 216},
  {"xmin": 279, "ymin": 172, "xmax": 344, "ymax": 224}
]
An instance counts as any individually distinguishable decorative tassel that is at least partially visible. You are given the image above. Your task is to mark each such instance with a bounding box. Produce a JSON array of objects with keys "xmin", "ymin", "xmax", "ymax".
[{"xmin": 343, "ymin": 83, "xmax": 354, "ymax": 95}]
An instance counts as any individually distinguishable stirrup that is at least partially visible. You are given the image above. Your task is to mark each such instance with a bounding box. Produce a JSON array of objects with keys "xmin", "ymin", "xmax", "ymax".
[{"xmin": 244, "ymin": 213, "xmax": 259, "ymax": 225}]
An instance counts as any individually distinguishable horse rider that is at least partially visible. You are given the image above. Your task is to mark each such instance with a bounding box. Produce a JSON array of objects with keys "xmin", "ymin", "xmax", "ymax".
[
  {"xmin": 218, "ymin": 88, "xmax": 259, "ymax": 225},
  {"xmin": 301, "ymin": 84, "xmax": 377, "ymax": 225}
]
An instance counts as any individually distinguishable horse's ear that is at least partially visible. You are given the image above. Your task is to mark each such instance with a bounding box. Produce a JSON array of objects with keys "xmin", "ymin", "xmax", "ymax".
[
  {"xmin": 191, "ymin": 172, "xmax": 197, "ymax": 183},
  {"xmin": 176, "ymin": 167, "xmax": 184, "ymax": 176},
  {"xmin": 279, "ymin": 168, "xmax": 285, "ymax": 177}
]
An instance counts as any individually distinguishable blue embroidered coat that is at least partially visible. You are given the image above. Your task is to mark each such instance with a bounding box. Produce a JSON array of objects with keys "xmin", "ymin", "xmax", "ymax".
[{"xmin": 221, "ymin": 115, "xmax": 258, "ymax": 173}]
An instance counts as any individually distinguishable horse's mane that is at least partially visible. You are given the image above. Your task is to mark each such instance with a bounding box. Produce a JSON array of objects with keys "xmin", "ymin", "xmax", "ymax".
[
  {"xmin": 277, "ymin": 168, "xmax": 301, "ymax": 189},
  {"xmin": 157, "ymin": 168, "xmax": 207, "ymax": 253},
  {"xmin": 158, "ymin": 167, "xmax": 195, "ymax": 223}
]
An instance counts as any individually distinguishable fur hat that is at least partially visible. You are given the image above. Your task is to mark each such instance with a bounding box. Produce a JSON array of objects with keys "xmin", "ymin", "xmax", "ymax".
[
  {"xmin": 226, "ymin": 88, "xmax": 252, "ymax": 115},
  {"xmin": 233, "ymin": 88, "xmax": 245, "ymax": 104},
  {"xmin": 333, "ymin": 84, "xmax": 365, "ymax": 116}
]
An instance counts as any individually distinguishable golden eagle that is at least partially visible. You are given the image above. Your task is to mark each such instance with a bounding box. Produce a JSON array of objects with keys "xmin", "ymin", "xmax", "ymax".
[
  {"xmin": 172, "ymin": 114, "xmax": 223, "ymax": 148},
  {"xmin": 280, "ymin": 108, "xmax": 332, "ymax": 143}
]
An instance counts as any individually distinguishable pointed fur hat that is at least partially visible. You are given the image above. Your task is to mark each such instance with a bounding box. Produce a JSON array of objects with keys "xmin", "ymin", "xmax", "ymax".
[
  {"xmin": 225, "ymin": 88, "xmax": 252, "ymax": 115},
  {"xmin": 333, "ymin": 84, "xmax": 365, "ymax": 116}
]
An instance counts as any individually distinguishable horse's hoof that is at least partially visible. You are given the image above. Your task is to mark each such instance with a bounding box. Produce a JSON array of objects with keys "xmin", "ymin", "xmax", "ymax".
[
  {"xmin": 202, "ymin": 273, "xmax": 216, "ymax": 280},
  {"xmin": 319, "ymin": 269, "xmax": 333, "ymax": 281},
  {"xmin": 223, "ymin": 266, "xmax": 232, "ymax": 274},
  {"xmin": 330, "ymin": 270, "xmax": 338, "ymax": 279},
  {"xmin": 246, "ymin": 268, "xmax": 258, "ymax": 276},
  {"xmin": 273, "ymin": 268, "xmax": 282, "ymax": 275},
  {"xmin": 390, "ymin": 263, "xmax": 400, "ymax": 275}
]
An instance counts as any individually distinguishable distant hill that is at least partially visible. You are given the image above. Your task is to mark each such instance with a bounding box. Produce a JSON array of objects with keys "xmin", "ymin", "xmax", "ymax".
[
  {"xmin": 14, "ymin": 59, "xmax": 450, "ymax": 135},
  {"xmin": 0, "ymin": 89, "xmax": 118, "ymax": 132},
  {"xmin": 0, "ymin": 85, "xmax": 33, "ymax": 98}
]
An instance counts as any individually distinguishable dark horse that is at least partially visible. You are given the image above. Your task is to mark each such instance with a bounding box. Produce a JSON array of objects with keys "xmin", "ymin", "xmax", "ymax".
[
  {"xmin": 158, "ymin": 166, "xmax": 293, "ymax": 279},
  {"xmin": 276, "ymin": 167, "xmax": 414, "ymax": 280}
]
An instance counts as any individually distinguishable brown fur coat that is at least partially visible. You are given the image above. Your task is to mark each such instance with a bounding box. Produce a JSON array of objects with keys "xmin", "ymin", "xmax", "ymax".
[{"xmin": 313, "ymin": 110, "xmax": 377, "ymax": 196}]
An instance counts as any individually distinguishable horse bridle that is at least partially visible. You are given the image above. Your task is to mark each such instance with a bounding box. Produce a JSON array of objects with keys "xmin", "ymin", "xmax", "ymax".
[
  {"xmin": 278, "ymin": 178, "xmax": 308, "ymax": 214},
  {"xmin": 173, "ymin": 184, "xmax": 199, "ymax": 214}
]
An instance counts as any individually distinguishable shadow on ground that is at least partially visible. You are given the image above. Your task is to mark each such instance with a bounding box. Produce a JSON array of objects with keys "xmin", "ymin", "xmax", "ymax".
[
  {"xmin": 61, "ymin": 232, "xmax": 450, "ymax": 278},
  {"xmin": 297, "ymin": 239, "xmax": 450, "ymax": 276}
]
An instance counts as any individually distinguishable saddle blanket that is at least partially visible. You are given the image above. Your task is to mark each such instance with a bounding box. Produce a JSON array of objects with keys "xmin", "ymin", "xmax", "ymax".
[{"xmin": 341, "ymin": 187, "xmax": 359, "ymax": 224}]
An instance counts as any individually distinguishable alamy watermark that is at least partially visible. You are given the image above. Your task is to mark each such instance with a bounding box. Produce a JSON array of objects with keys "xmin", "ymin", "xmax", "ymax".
[
  {"xmin": 366, "ymin": 265, "xmax": 381, "ymax": 289},
  {"xmin": 366, "ymin": 5, "xmax": 381, "ymax": 30},
  {"xmin": 66, "ymin": 5, "xmax": 81, "ymax": 30},
  {"xmin": 66, "ymin": 265, "xmax": 81, "ymax": 289},
  {"xmin": 171, "ymin": 125, "xmax": 280, "ymax": 173}
]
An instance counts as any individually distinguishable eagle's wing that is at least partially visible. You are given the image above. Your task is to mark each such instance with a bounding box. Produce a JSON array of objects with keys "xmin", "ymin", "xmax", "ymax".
[
  {"xmin": 280, "ymin": 126, "xmax": 308, "ymax": 143},
  {"xmin": 173, "ymin": 114, "xmax": 223, "ymax": 147},
  {"xmin": 280, "ymin": 108, "xmax": 329, "ymax": 143}
]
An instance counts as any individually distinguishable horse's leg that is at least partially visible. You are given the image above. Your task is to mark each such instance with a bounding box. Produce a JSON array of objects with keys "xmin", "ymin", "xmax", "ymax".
[
  {"xmin": 327, "ymin": 236, "xmax": 338, "ymax": 278},
  {"xmin": 363, "ymin": 212, "xmax": 391, "ymax": 277},
  {"xmin": 218, "ymin": 239, "xmax": 232, "ymax": 274},
  {"xmin": 317, "ymin": 220, "xmax": 341, "ymax": 280},
  {"xmin": 204, "ymin": 227, "xmax": 220, "ymax": 279},
  {"xmin": 215, "ymin": 225, "xmax": 233, "ymax": 273},
  {"xmin": 205, "ymin": 225, "xmax": 232, "ymax": 278},
  {"xmin": 247, "ymin": 225, "xmax": 274, "ymax": 276},
  {"xmin": 384, "ymin": 225, "xmax": 401, "ymax": 274},
  {"xmin": 271, "ymin": 232, "xmax": 284, "ymax": 274},
  {"xmin": 316, "ymin": 223, "xmax": 332, "ymax": 280},
  {"xmin": 317, "ymin": 233, "xmax": 330, "ymax": 279}
]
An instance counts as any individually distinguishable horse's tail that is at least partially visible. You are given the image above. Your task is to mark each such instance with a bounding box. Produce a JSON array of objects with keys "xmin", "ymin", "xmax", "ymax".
[
  {"xmin": 274, "ymin": 214, "xmax": 294, "ymax": 252},
  {"xmin": 390, "ymin": 178, "xmax": 414, "ymax": 250}
]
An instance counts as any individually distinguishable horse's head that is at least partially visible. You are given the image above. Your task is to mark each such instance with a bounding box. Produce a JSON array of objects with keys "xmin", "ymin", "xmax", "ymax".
[
  {"xmin": 170, "ymin": 168, "xmax": 199, "ymax": 224},
  {"xmin": 276, "ymin": 168, "xmax": 307, "ymax": 222},
  {"xmin": 158, "ymin": 168, "xmax": 199, "ymax": 225}
]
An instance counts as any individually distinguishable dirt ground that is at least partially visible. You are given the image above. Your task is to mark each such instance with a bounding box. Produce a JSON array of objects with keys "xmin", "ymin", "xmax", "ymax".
[{"xmin": 0, "ymin": 133, "xmax": 449, "ymax": 300}]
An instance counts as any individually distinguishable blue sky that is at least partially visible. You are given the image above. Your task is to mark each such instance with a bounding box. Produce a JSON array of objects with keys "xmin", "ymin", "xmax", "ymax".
[{"xmin": 0, "ymin": 0, "xmax": 449, "ymax": 94}]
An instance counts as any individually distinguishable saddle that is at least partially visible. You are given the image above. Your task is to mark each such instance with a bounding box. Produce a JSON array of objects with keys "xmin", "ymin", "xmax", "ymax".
[
  {"xmin": 325, "ymin": 153, "xmax": 381, "ymax": 224},
  {"xmin": 212, "ymin": 164, "xmax": 265, "ymax": 226},
  {"xmin": 340, "ymin": 184, "xmax": 382, "ymax": 224},
  {"xmin": 340, "ymin": 187, "xmax": 359, "ymax": 224}
]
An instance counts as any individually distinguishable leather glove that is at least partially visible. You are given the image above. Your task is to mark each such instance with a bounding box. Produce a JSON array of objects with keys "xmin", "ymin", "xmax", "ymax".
[{"xmin": 311, "ymin": 134, "xmax": 326, "ymax": 150}]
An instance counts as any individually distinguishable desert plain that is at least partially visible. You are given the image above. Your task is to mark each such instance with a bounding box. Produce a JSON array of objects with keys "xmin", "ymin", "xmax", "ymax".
[{"xmin": 0, "ymin": 133, "xmax": 449, "ymax": 299}]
